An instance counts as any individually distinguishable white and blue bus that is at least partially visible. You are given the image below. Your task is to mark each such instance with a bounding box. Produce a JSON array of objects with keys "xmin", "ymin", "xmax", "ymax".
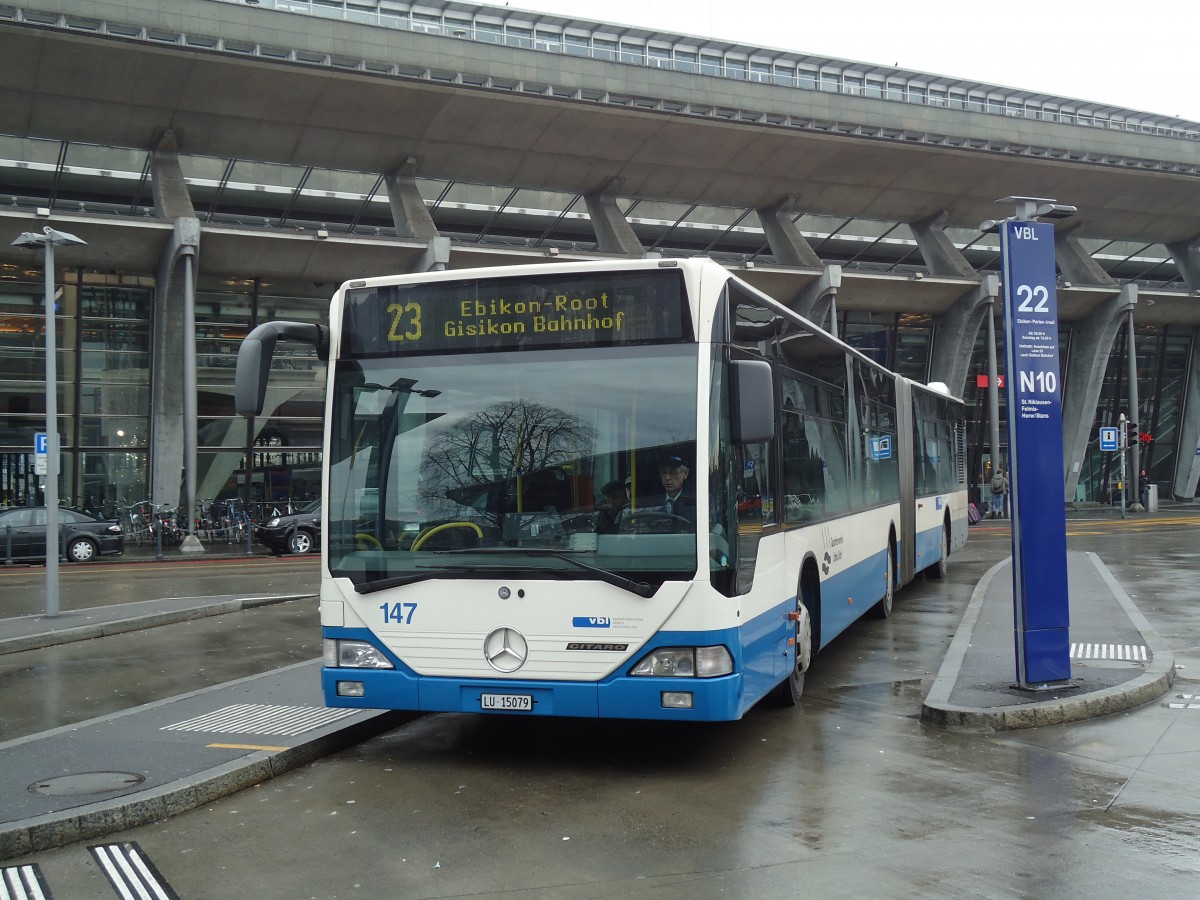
[{"xmin": 236, "ymin": 258, "xmax": 967, "ymax": 721}]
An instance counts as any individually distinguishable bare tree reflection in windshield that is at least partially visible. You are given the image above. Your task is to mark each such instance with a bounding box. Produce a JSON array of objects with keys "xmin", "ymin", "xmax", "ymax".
[{"xmin": 420, "ymin": 400, "xmax": 595, "ymax": 538}]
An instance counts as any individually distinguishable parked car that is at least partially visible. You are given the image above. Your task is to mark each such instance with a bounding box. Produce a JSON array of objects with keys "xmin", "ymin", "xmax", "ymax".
[
  {"xmin": 255, "ymin": 499, "xmax": 321, "ymax": 555},
  {"xmin": 0, "ymin": 506, "xmax": 124, "ymax": 563}
]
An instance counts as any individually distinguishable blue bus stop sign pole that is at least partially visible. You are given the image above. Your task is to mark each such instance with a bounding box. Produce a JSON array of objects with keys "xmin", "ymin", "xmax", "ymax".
[{"xmin": 1000, "ymin": 217, "xmax": 1071, "ymax": 687}]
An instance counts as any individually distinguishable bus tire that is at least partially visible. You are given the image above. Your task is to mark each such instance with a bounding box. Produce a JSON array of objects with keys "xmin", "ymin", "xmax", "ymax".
[
  {"xmin": 925, "ymin": 521, "xmax": 949, "ymax": 580},
  {"xmin": 871, "ymin": 539, "xmax": 895, "ymax": 619},
  {"xmin": 774, "ymin": 569, "xmax": 817, "ymax": 706}
]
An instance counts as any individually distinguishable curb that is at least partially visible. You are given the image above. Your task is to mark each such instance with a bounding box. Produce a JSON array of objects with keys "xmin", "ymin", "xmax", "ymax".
[
  {"xmin": 0, "ymin": 594, "xmax": 315, "ymax": 656},
  {"xmin": 0, "ymin": 657, "xmax": 416, "ymax": 861},
  {"xmin": 920, "ymin": 553, "xmax": 1176, "ymax": 732},
  {"xmin": 0, "ymin": 710, "xmax": 411, "ymax": 860}
]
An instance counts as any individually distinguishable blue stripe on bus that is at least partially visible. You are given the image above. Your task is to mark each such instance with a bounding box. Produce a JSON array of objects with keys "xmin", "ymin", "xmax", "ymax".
[
  {"xmin": 913, "ymin": 522, "xmax": 944, "ymax": 572},
  {"xmin": 321, "ymin": 607, "xmax": 795, "ymax": 721},
  {"xmin": 321, "ymin": 550, "xmax": 892, "ymax": 720},
  {"xmin": 815, "ymin": 546, "xmax": 889, "ymax": 645}
]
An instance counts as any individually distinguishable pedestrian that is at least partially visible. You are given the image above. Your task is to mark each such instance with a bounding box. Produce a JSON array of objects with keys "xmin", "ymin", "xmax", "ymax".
[
  {"xmin": 1139, "ymin": 470, "xmax": 1150, "ymax": 508},
  {"xmin": 990, "ymin": 467, "xmax": 1009, "ymax": 518}
]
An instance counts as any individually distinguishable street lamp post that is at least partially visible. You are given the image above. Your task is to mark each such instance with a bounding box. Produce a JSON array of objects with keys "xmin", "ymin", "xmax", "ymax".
[{"xmin": 11, "ymin": 225, "xmax": 88, "ymax": 618}]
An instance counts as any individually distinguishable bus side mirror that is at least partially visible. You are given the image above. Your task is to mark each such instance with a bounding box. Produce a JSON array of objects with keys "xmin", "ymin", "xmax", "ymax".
[
  {"xmin": 730, "ymin": 359, "xmax": 774, "ymax": 444},
  {"xmin": 235, "ymin": 321, "xmax": 329, "ymax": 417}
]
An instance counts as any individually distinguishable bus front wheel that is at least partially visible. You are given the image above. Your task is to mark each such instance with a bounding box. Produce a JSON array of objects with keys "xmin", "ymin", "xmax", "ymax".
[{"xmin": 775, "ymin": 584, "xmax": 815, "ymax": 707}]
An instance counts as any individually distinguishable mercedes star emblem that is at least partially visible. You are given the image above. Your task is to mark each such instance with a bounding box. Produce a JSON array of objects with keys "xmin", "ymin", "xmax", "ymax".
[{"xmin": 483, "ymin": 626, "xmax": 529, "ymax": 673}]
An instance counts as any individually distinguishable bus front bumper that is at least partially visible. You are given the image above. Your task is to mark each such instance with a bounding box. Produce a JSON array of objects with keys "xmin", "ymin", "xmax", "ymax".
[{"xmin": 321, "ymin": 666, "xmax": 745, "ymax": 721}]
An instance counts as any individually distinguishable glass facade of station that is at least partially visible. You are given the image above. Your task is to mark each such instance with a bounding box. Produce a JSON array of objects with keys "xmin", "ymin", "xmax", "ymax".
[
  {"xmin": 1081, "ymin": 326, "xmax": 1196, "ymax": 504},
  {"xmin": 2, "ymin": 260, "xmax": 1196, "ymax": 520},
  {"xmin": 0, "ymin": 274, "xmax": 153, "ymax": 512},
  {"xmin": 0, "ymin": 271, "xmax": 327, "ymax": 518}
]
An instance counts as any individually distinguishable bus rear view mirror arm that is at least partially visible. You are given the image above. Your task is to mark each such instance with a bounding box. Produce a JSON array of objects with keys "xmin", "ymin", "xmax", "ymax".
[{"xmin": 235, "ymin": 320, "xmax": 329, "ymax": 417}]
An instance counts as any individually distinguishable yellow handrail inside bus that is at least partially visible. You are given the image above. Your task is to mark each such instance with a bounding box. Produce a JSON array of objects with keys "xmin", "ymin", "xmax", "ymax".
[{"xmin": 410, "ymin": 521, "xmax": 484, "ymax": 551}]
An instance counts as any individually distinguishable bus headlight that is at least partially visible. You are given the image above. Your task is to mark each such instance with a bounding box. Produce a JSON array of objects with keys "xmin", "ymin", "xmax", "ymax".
[
  {"xmin": 323, "ymin": 639, "xmax": 394, "ymax": 669},
  {"xmin": 630, "ymin": 646, "xmax": 732, "ymax": 678}
]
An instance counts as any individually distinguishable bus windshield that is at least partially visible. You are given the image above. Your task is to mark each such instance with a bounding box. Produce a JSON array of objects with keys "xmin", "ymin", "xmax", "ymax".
[{"xmin": 328, "ymin": 345, "xmax": 700, "ymax": 591}]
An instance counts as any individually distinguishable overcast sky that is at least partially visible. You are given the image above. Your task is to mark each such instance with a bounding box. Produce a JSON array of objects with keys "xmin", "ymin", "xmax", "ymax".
[{"xmin": 483, "ymin": 0, "xmax": 1199, "ymax": 123}]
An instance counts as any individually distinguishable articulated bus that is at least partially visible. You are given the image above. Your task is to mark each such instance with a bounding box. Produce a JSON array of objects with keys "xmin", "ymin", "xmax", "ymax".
[{"xmin": 236, "ymin": 258, "xmax": 967, "ymax": 721}]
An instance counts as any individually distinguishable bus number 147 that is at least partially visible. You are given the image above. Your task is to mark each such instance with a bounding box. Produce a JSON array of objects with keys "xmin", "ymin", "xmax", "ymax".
[{"xmin": 381, "ymin": 602, "xmax": 418, "ymax": 624}]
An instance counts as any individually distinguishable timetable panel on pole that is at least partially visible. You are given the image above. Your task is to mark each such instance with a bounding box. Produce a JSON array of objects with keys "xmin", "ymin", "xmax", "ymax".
[{"xmin": 1000, "ymin": 219, "xmax": 1071, "ymax": 686}]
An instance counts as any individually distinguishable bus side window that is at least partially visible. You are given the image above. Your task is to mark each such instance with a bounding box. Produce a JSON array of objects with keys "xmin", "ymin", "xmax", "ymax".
[
  {"xmin": 732, "ymin": 441, "xmax": 772, "ymax": 595},
  {"xmin": 782, "ymin": 408, "xmax": 822, "ymax": 521},
  {"xmin": 710, "ymin": 353, "xmax": 774, "ymax": 597}
]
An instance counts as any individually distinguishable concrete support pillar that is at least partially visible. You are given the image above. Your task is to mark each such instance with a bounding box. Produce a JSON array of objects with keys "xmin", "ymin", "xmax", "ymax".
[
  {"xmin": 151, "ymin": 130, "xmax": 195, "ymax": 220},
  {"xmin": 413, "ymin": 236, "xmax": 451, "ymax": 273},
  {"xmin": 755, "ymin": 197, "xmax": 821, "ymax": 268},
  {"xmin": 929, "ymin": 275, "xmax": 999, "ymax": 397},
  {"xmin": 910, "ymin": 210, "xmax": 977, "ymax": 279},
  {"xmin": 149, "ymin": 132, "xmax": 201, "ymax": 526},
  {"xmin": 150, "ymin": 217, "xmax": 200, "ymax": 512},
  {"xmin": 1061, "ymin": 284, "xmax": 1137, "ymax": 501},
  {"xmin": 1171, "ymin": 329, "xmax": 1200, "ymax": 500},
  {"xmin": 1165, "ymin": 236, "xmax": 1200, "ymax": 291},
  {"xmin": 385, "ymin": 158, "xmax": 439, "ymax": 242},
  {"xmin": 788, "ymin": 265, "xmax": 842, "ymax": 336},
  {"xmin": 1054, "ymin": 224, "xmax": 1117, "ymax": 287},
  {"xmin": 583, "ymin": 179, "xmax": 644, "ymax": 256}
]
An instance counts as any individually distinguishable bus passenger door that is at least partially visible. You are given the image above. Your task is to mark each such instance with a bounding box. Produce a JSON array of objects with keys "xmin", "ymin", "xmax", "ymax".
[{"xmin": 715, "ymin": 356, "xmax": 787, "ymax": 697}]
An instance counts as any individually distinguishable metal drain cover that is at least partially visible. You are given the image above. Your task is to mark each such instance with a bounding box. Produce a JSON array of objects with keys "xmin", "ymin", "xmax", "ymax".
[{"xmin": 30, "ymin": 771, "xmax": 145, "ymax": 796}]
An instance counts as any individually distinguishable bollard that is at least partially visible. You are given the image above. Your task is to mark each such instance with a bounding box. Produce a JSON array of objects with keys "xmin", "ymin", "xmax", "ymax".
[
  {"xmin": 4, "ymin": 524, "xmax": 11, "ymax": 566},
  {"xmin": 288, "ymin": 519, "xmax": 298, "ymax": 555},
  {"xmin": 247, "ymin": 513, "xmax": 254, "ymax": 556},
  {"xmin": 155, "ymin": 510, "xmax": 164, "ymax": 561}
]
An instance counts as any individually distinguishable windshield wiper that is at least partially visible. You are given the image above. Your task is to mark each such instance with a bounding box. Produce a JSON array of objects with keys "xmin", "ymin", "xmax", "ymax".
[
  {"xmin": 351, "ymin": 551, "xmax": 656, "ymax": 598},
  {"xmin": 352, "ymin": 567, "xmax": 461, "ymax": 593},
  {"xmin": 353, "ymin": 563, "xmax": 555, "ymax": 594},
  {"xmin": 542, "ymin": 550, "xmax": 655, "ymax": 598}
]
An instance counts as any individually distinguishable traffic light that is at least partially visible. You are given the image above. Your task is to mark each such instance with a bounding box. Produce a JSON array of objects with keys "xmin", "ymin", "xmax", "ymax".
[{"xmin": 1125, "ymin": 422, "xmax": 1152, "ymax": 445}]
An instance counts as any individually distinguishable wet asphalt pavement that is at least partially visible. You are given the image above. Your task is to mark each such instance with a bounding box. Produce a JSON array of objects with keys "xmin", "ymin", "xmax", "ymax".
[{"xmin": 0, "ymin": 509, "xmax": 1198, "ymax": 897}]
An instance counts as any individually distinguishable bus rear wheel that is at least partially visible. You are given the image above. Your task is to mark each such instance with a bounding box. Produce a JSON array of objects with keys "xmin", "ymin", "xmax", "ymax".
[
  {"xmin": 871, "ymin": 541, "xmax": 895, "ymax": 619},
  {"xmin": 926, "ymin": 523, "xmax": 949, "ymax": 580}
]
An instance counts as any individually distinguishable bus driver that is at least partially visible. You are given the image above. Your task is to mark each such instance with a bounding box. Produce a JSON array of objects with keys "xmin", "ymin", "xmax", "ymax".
[{"xmin": 655, "ymin": 455, "xmax": 695, "ymax": 523}]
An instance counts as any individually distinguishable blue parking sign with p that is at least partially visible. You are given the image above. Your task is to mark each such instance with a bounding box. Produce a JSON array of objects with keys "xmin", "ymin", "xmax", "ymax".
[{"xmin": 35, "ymin": 432, "xmax": 48, "ymax": 454}]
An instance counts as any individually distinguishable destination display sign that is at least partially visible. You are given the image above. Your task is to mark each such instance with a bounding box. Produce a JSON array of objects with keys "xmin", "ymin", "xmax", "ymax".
[{"xmin": 341, "ymin": 269, "xmax": 691, "ymax": 357}]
